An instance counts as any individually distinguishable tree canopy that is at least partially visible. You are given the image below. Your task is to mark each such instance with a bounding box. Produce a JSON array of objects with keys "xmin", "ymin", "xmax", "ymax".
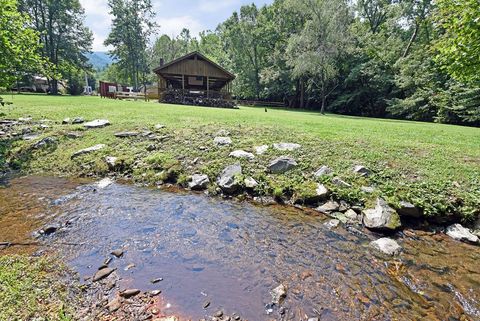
[
  {"xmin": 0, "ymin": 0, "xmax": 44, "ymax": 88},
  {"xmin": 144, "ymin": 0, "xmax": 479, "ymax": 126},
  {"xmin": 105, "ymin": 0, "xmax": 157, "ymax": 90},
  {"xmin": 19, "ymin": 0, "xmax": 93, "ymax": 94},
  {"xmin": 434, "ymin": 0, "xmax": 480, "ymax": 85}
]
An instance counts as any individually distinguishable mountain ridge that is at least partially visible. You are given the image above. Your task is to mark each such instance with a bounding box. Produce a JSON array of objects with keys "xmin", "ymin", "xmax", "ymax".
[{"xmin": 86, "ymin": 52, "xmax": 114, "ymax": 70}]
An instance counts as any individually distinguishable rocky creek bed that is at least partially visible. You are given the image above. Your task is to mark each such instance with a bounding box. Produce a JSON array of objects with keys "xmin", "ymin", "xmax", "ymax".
[{"xmin": 0, "ymin": 176, "xmax": 479, "ymax": 320}]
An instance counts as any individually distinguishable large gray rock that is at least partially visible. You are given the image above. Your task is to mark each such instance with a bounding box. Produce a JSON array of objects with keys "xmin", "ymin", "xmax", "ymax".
[
  {"xmin": 213, "ymin": 136, "xmax": 232, "ymax": 146},
  {"xmin": 315, "ymin": 184, "xmax": 329, "ymax": 199},
  {"xmin": 446, "ymin": 224, "xmax": 479, "ymax": 244},
  {"xmin": 66, "ymin": 132, "xmax": 82, "ymax": 139},
  {"xmin": 273, "ymin": 142, "xmax": 301, "ymax": 151},
  {"xmin": 397, "ymin": 201, "xmax": 422, "ymax": 218},
  {"xmin": 268, "ymin": 157, "xmax": 297, "ymax": 174},
  {"xmin": 32, "ymin": 137, "xmax": 56, "ymax": 149},
  {"xmin": 363, "ymin": 198, "xmax": 401, "ymax": 231},
  {"xmin": 353, "ymin": 165, "xmax": 370, "ymax": 176},
  {"xmin": 229, "ymin": 150, "xmax": 255, "ymax": 160},
  {"xmin": 370, "ymin": 238, "xmax": 402, "ymax": 256},
  {"xmin": 244, "ymin": 177, "xmax": 258, "ymax": 189},
  {"xmin": 189, "ymin": 174, "xmax": 210, "ymax": 190},
  {"xmin": 314, "ymin": 165, "xmax": 333, "ymax": 177},
  {"xmin": 114, "ymin": 131, "xmax": 140, "ymax": 138},
  {"xmin": 254, "ymin": 145, "xmax": 269, "ymax": 155},
  {"xmin": 316, "ymin": 200, "xmax": 340, "ymax": 213},
  {"xmin": 84, "ymin": 119, "xmax": 110, "ymax": 128},
  {"xmin": 72, "ymin": 117, "xmax": 84, "ymax": 124},
  {"xmin": 217, "ymin": 164, "xmax": 242, "ymax": 193},
  {"xmin": 344, "ymin": 209, "xmax": 359, "ymax": 222},
  {"xmin": 71, "ymin": 144, "xmax": 106, "ymax": 158}
]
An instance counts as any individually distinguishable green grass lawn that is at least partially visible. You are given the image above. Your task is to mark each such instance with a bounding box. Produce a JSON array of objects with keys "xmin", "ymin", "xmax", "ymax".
[
  {"xmin": 0, "ymin": 255, "xmax": 75, "ymax": 320},
  {"xmin": 1, "ymin": 94, "xmax": 479, "ymax": 221}
]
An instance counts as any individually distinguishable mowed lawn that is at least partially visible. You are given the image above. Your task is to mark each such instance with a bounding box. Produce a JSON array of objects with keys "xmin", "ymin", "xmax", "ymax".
[{"xmin": 2, "ymin": 94, "xmax": 480, "ymax": 220}]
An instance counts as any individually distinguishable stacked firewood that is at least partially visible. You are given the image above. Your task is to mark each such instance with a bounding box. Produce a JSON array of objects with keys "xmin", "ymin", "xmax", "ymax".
[{"xmin": 162, "ymin": 89, "xmax": 237, "ymax": 109}]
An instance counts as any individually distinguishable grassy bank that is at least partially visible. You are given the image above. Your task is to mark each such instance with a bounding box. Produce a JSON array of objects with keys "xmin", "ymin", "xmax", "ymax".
[
  {"xmin": 0, "ymin": 255, "xmax": 76, "ymax": 320},
  {"xmin": 1, "ymin": 94, "xmax": 479, "ymax": 222}
]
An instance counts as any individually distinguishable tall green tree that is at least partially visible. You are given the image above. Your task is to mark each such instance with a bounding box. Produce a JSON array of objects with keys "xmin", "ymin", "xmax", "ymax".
[
  {"xmin": 286, "ymin": 0, "xmax": 351, "ymax": 113},
  {"xmin": 434, "ymin": 0, "xmax": 480, "ymax": 85},
  {"xmin": 105, "ymin": 0, "xmax": 157, "ymax": 90},
  {"xmin": 257, "ymin": 0, "xmax": 303, "ymax": 105},
  {"xmin": 0, "ymin": 0, "xmax": 44, "ymax": 89},
  {"xmin": 220, "ymin": 4, "xmax": 267, "ymax": 99},
  {"xmin": 141, "ymin": 0, "xmax": 479, "ymax": 126},
  {"xmin": 149, "ymin": 29, "xmax": 199, "ymax": 70},
  {"xmin": 19, "ymin": 0, "xmax": 93, "ymax": 94}
]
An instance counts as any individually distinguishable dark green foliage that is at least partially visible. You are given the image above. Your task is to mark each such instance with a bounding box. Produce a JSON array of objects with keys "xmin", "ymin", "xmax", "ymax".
[
  {"xmin": 19, "ymin": 0, "xmax": 93, "ymax": 94},
  {"xmin": 434, "ymin": 0, "xmax": 480, "ymax": 85},
  {"xmin": 105, "ymin": 0, "xmax": 157, "ymax": 90},
  {"xmin": 0, "ymin": 0, "xmax": 44, "ymax": 89},
  {"xmin": 147, "ymin": 0, "xmax": 478, "ymax": 126}
]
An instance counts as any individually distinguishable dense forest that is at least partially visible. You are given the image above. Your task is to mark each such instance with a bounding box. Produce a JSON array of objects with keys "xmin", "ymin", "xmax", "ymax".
[
  {"xmin": 101, "ymin": 0, "xmax": 480, "ymax": 126},
  {"xmin": 1, "ymin": 0, "xmax": 479, "ymax": 126}
]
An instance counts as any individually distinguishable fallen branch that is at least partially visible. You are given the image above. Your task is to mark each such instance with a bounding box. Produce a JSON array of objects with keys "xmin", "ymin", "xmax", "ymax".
[{"xmin": 0, "ymin": 241, "xmax": 84, "ymax": 249}]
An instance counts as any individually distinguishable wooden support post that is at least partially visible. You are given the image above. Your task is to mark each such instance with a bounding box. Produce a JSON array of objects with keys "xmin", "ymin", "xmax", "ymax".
[
  {"xmin": 182, "ymin": 74, "xmax": 185, "ymax": 103},
  {"xmin": 207, "ymin": 76, "xmax": 209, "ymax": 98}
]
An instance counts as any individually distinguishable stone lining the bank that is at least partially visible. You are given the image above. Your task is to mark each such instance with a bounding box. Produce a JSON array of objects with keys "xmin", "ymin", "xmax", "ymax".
[{"xmin": 1, "ymin": 117, "xmax": 479, "ymax": 246}]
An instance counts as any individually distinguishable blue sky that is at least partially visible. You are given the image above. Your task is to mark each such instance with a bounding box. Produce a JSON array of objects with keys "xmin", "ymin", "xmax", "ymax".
[{"xmin": 80, "ymin": 0, "xmax": 273, "ymax": 51}]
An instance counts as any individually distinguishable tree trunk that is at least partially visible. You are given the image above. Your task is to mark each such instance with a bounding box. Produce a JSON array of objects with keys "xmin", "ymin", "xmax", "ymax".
[
  {"xmin": 320, "ymin": 95, "xmax": 326, "ymax": 114},
  {"xmin": 320, "ymin": 81, "xmax": 326, "ymax": 114},
  {"xmin": 300, "ymin": 79, "xmax": 305, "ymax": 109},
  {"xmin": 403, "ymin": 23, "xmax": 419, "ymax": 58},
  {"xmin": 50, "ymin": 79, "xmax": 58, "ymax": 95}
]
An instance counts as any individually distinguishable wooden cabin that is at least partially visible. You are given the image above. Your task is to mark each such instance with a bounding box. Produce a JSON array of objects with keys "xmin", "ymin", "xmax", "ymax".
[{"xmin": 153, "ymin": 51, "xmax": 236, "ymax": 108}]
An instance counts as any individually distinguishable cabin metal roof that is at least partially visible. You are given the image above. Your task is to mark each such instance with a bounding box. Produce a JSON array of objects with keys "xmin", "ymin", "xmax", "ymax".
[{"xmin": 153, "ymin": 51, "xmax": 235, "ymax": 80}]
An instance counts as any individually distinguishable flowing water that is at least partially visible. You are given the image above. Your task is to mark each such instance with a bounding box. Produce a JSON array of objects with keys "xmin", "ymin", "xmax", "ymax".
[{"xmin": 0, "ymin": 176, "xmax": 479, "ymax": 320}]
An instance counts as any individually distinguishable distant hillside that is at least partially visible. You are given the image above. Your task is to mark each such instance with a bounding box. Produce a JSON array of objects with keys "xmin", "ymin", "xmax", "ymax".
[{"xmin": 86, "ymin": 52, "xmax": 114, "ymax": 70}]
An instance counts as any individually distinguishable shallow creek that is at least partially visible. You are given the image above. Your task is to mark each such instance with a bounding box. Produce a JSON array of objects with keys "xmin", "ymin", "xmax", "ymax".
[{"xmin": 0, "ymin": 176, "xmax": 479, "ymax": 320}]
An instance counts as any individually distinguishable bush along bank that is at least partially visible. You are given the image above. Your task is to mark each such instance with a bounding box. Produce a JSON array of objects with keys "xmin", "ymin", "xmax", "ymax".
[{"xmin": 1, "ymin": 117, "xmax": 479, "ymax": 247}]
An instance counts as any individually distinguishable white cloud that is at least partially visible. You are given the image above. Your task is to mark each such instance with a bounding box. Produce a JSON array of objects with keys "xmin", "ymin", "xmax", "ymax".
[
  {"xmin": 79, "ymin": 0, "xmax": 273, "ymax": 51},
  {"xmin": 80, "ymin": 0, "xmax": 112, "ymax": 51},
  {"xmin": 81, "ymin": 0, "xmax": 108, "ymax": 14},
  {"xmin": 197, "ymin": 0, "xmax": 241, "ymax": 13},
  {"xmin": 92, "ymin": 32, "xmax": 113, "ymax": 52},
  {"xmin": 156, "ymin": 16, "xmax": 205, "ymax": 38}
]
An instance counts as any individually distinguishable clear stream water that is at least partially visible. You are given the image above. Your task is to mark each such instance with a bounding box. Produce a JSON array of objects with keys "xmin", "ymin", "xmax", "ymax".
[{"xmin": 0, "ymin": 176, "xmax": 479, "ymax": 320}]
